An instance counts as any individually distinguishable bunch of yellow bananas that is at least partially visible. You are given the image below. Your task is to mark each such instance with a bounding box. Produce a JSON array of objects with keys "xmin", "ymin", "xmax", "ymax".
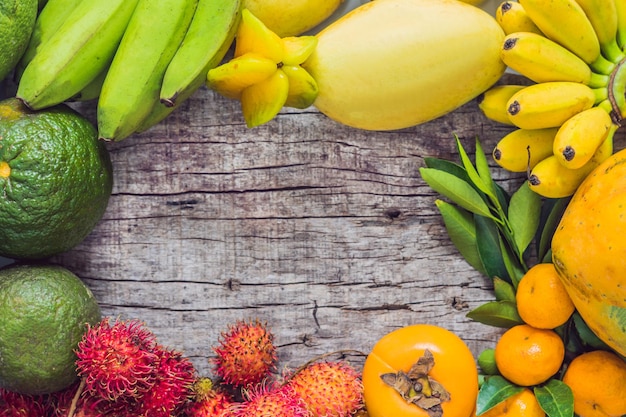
[
  {"xmin": 479, "ymin": 0, "xmax": 626, "ymax": 198},
  {"xmin": 15, "ymin": 0, "xmax": 241, "ymax": 141}
]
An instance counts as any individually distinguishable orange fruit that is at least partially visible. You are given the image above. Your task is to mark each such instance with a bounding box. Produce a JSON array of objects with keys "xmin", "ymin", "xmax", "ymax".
[
  {"xmin": 494, "ymin": 324, "xmax": 565, "ymax": 386},
  {"xmin": 515, "ymin": 263, "xmax": 575, "ymax": 329},
  {"xmin": 562, "ymin": 350, "xmax": 626, "ymax": 417},
  {"xmin": 478, "ymin": 388, "xmax": 545, "ymax": 417}
]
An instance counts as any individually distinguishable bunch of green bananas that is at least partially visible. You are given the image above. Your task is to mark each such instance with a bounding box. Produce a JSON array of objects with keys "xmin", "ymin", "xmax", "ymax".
[
  {"xmin": 15, "ymin": 0, "xmax": 241, "ymax": 141},
  {"xmin": 478, "ymin": 0, "xmax": 626, "ymax": 199}
]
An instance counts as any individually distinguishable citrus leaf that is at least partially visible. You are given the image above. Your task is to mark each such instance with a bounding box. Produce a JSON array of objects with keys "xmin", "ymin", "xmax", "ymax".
[
  {"xmin": 466, "ymin": 300, "xmax": 523, "ymax": 328},
  {"xmin": 454, "ymin": 135, "xmax": 497, "ymax": 200},
  {"xmin": 572, "ymin": 312, "xmax": 611, "ymax": 350},
  {"xmin": 537, "ymin": 197, "xmax": 569, "ymax": 262},
  {"xmin": 499, "ymin": 236, "xmax": 526, "ymax": 287},
  {"xmin": 509, "ymin": 181, "xmax": 541, "ymax": 255},
  {"xmin": 435, "ymin": 199, "xmax": 486, "ymax": 275},
  {"xmin": 474, "ymin": 136, "xmax": 498, "ymax": 198},
  {"xmin": 476, "ymin": 215, "xmax": 509, "ymax": 280},
  {"xmin": 493, "ymin": 277, "xmax": 516, "ymax": 302},
  {"xmin": 420, "ymin": 168, "xmax": 495, "ymax": 219},
  {"xmin": 534, "ymin": 379, "xmax": 574, "ymax": 417},
  {"xmin": 476, "ymin": 375, "xmax": 524, "ymax": 415},
  {"xmin": 423, "ymin": 157, "xmax": 471, "ymax": 183}
]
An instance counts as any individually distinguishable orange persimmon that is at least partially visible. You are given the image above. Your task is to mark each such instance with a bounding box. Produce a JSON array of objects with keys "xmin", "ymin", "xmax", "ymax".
[{"xmin": 362, "ymin": 323, "xmax": 478, "ymax": 417}]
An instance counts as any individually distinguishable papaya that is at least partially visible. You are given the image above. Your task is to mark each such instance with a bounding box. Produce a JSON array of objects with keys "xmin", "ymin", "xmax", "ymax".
[
  {"xmin": 302, "ymin": 0, "xmax": 506, "ymax": 131},
  {"xmin": 552, "ymin": 148, "xmax": 626, "ymax": 357}
]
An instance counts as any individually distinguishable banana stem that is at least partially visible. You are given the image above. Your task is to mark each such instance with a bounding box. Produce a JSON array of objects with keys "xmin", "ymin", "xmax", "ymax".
[{"xmin": 608, "ymin": 56, "xmax": 626, "ymax": 124}]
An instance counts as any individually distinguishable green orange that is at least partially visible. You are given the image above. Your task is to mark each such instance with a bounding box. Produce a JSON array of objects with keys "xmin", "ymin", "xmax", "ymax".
[
  {"xmin": 0, "ymin": 263, "xmax": 101, "ymax": 394},
  {"xmin": 0, "ymin": 0, "xmax": 38, "ymax": 81},
  {"xmin": 0, "ymin": 97, "xmax": 113, "ymax": 259}
]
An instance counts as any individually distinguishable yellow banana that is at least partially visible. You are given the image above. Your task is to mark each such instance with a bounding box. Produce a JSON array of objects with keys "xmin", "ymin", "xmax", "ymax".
[
  {"xmin": 492, "ymin": 127, "xmax": 558, "ymax": 173},
  {"xmin": 495, "ymin": 1, "xmax": 543, "ymax": 35},
  {"xmin": 518, "ymin": 0, "xmax": 614, "ymax": 74},
  {"xmin": 97, "ymin": 0, "xmax": 198, "ymax": 141},
  {"xmin": 506, "ymin": 81, "xmax": 599, "ymax": 129},
  {"xmin": 160, "ymin": 0, "xmax": 241, "ymax": 107},
  {"xmin": 500, "ymin": 32, "xmax": 608, "ymax": 88},
  {"xmin": 17, "ymin": 0, "xmax": 140, "ymax": 110},
  {"xmin": 617, "ymin": 0, "xmax": 626, "ymax": 49},
  {"xmin": 528, "ymin": 133, "xmax": 614, "ymax": 198},
  {"xmin": 553, "ymin": 107, "xmax": 615, "ymax": 169},
  {"xmin": 477, "ymin": 84, "xmax": 526, "ymax": 125},
  {"xmin": 575, "ymin": 0, "xmax": 624, "ymax": 63},
  {"xmin": 301, "ymin": 0, "xmax": 506, "ymax": 131},
  {"xmin": 15, "ymin": 0, "xmax": 84, "ymax": 80}
]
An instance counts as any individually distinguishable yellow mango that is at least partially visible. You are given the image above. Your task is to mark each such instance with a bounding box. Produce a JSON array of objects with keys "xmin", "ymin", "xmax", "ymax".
[
  {"xmin": 552, "ymin": 148, "xmax": 626, "ymax": 356},
  {"xmin": 302, "ymin": 0, "xmax": 506, "ymax": 131}
]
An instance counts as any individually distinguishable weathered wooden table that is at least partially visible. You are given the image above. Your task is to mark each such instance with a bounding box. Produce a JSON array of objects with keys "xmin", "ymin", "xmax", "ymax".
[{"xmin": 36, "ymin": 72, "xmax": 544, "ymax": 378}]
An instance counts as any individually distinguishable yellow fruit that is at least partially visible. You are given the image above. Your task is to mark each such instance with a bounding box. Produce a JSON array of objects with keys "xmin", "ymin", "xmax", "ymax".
[
  {"xmin": 242, "ymin": 0, "xmax": 344, "ymax": 37},
  {"xmin": 551, "ymin": 147, "xmax": 626, "ymax": 356},
  {"xmin": 515, "ymin": 263, "xmax": 575, "ymax": 329},
  {"xmin": 0, "ymin": 0, "xmax": 38, "ymax": 81},
  {"xmin": 478, "ymin": 388, "xmax": 545, "ymax": 417},
  {"xmin": 562, "ymin": 350, "xmax": 626, "ymax": 417},
  {"xmin": 494, "ymin": 324, "xmax": 565, "ymax": 387},
  {"xmin": 302, "ymin": 0, "xmax": 506, "ymax": 131},
  {"xmin": 0, "ymin": 263, "xmax": 101, "ymax": 394}
]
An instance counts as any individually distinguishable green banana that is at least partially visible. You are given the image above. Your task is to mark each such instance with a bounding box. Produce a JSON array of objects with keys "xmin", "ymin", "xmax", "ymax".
[
  {"xmin": 500, "ymin": 32, "xmax": 608, "ymax": 88},
  {"xmin": 136, "ymin": 0, "xmax": 241, "ymax": 133},
  {"xmin": 97, "ymin": 0, "xmax": 199, "ymax": 141},
  {"xmin": 69, "ymin": 66, "xmax": 108, "ymax": 102},
  {"xmin": 160, "ymin": 0, "xmax": 241, "ymax": 106},
  {"xmin": 15, "ymin": 0, "xmax": 84, "ymax": 80},
  {"xmin": 575, "ymin": 0, "xmax": 624, "ymax": 63},
  {"xmin": 17, "ymin": 0, "xmax": 139, "ymax": 110},
  {"xmin": 518, "ymin": 0, "xmax": 613, "ymax": 73}
]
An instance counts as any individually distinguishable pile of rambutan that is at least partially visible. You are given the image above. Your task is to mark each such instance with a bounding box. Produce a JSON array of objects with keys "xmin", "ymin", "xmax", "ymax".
[
  {"xmin": 0, "ymin": 318, "xmax": 365, "ymax": 417},
  {"xmin": 193, "ymin": 318, "xmax": 365, "ymax": 417}
]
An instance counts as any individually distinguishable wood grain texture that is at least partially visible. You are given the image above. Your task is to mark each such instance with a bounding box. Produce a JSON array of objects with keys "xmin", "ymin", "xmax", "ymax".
[{"xmin": 47, "ymin": 74, "xmax": 624, "ymax": 378}]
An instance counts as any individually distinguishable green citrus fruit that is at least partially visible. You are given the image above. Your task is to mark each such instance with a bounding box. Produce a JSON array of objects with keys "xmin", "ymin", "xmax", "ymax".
[
  {"xmin": 0, "ymin": 263, "xmax": 101, "ymax": 394},
  {"xmin": 0, "ymin": 0, "xmax": 38, "ymax": 81},
  {"xmin": 0, "ymin": 97, "xmax": 113, "ymax": 259}
]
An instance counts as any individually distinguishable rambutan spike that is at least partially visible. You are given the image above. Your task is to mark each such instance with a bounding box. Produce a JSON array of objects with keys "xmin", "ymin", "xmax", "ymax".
[{"xmin": 75, "ymin": 317, "xmax": 160, "ymax": 403}]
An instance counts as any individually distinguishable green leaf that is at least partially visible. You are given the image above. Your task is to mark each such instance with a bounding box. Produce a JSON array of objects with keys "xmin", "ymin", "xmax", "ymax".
[
  {"xmin": 454, "ymin": 135, "xmax": 497, "ymax": 200},
  {"xmin": 476, "ymin": 215, "xmax": 509, "ymax": 280},
  {"xmin": 466, "ymin": 300, "xmax": 523, "ymax": 328},
  {"xmin": 435, "ymin": 199, "xmax": 486, "ymax": 275},
  {"xmin": 474, "ymin": 136, "xmax": 497, "ymax": 196},
  {"xmin": 534, "ymin": 380, "xmax": 574, "ymax": 417},
  {"xmin": 420, "ymin": 167, "xmax": 495, "ymax": 219},
  {"xmin": 572, "ymin": 312, "xmax": 612, "ymax": 350},
  {"xmin": 499, "ymin": 235, "xmax": 526, "ymax": 287},
  {"xmin": 423, "ymin": 157, "xmax": 471, "ymax": 183},
  {"xmin": 494, "ymin": 183, "xmax": 511, "ymax": 215},
  {"xmin": 509, "ymin": 181, "xmax": 542, "ymax": 255},
  {"xmin": 493, "ymin": 277, "xmax": 516, "ymax": 302},
  {"xmin": 537, "ymin": 198, "xmax": 570, "ymax": 262},
  {"xmin": 476, "ymin": 375, "xmax": 524, "ymax": 415}
]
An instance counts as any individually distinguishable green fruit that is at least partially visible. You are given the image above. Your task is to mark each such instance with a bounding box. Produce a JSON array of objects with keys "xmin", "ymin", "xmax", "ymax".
[
  {"xmin": 0, "ymin": 263, "xmax": 101, "ymax": 394},
  {"xmin": 0, "ymin": 97, "xmax": 113, "ymax": 259},
  {"xmin": 0, "ymin": 0, "xmax": 38, "ymax": 81}
]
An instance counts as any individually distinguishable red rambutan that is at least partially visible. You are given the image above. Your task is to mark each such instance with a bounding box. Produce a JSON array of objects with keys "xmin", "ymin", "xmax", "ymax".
[
  {"xmin": 133, "ymin": 347, "xmax": 197, "ymax": 417},
  {"xmin": 186, "ymin": 384, "xmax": 234, "ymax": 417},
  {"xmin": 212, "ymin": 319, "xmax": 277, "ymax": 388},
  {"xmin": 230, "ymin": 383, "xmax": 308, "ymax": 417},
  {"xmin": 0, "ymin": 389, "xmax": 47, "ymax": 417},
  {"xmin": 286, "ymin": 361, "xmax": 364, "ymax": 417},
  {"xmin": 75, "ymin": 318, "xmax": 160, "ymax": 403}
]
